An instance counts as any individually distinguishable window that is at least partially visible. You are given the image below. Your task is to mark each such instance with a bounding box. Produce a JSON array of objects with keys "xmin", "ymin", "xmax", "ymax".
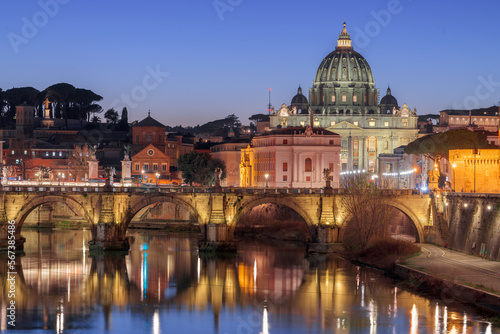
[
  {"xmin": 52, "ymin": 152, "xmax": 56, "ymax": 157},
  {"xmin": 24, "ymin": 150, "xmax": 28, "ymax": 155},
  {"xmin": 314, "ymin": 121, "xmax": 320, "ymax": 126},
  {"xmin": 45, "ymin": 152, "xmax": 49, "ymax": 157},
  {"xmin": 153, "ymin": 163, "xmax": 158, "ymax": 171},
  {"xmin": 402, "ymin": 119, "xmax": 408, "ymax": 127},
  {"xmin": 353, "ymin": 95, "xmax": 357, "ymax": 103},
  {"xmin": 135, "ymin": 134, "xmax": 139, "ymax": 143},
  {"xmin": 329, "ymin": 140, "xmax": 334, "ymax": 145},
  {"xmin": 159, "ymin": 135, "xmax": 162, "ymax": 142},
  {"xmin": 135, "ymin": 163, "xmax": 140, "ymax": 171},
  {"xmin": 369, "ymin": 121, "xmax": 375, "ymax": 127},
  {"xmin": 146, "ymin": 133, "xmax": 152, "ymax": 143},
  {"xmin": 353, "ymin": 121, "xmax": 359, "ymax": 126},
  {"xmin": 283, "ymin": 175, "xmax": 287, "ymax": 182},
  {"xmin": 144, "ymin": 164, "xmax": 149, "ymax": 171},
  {"xmin": 306, "ymin": 176, "xmax": 311, "ymax": 181},
  {"xmin": 162, "ymin": 164, "xmax": 167, "ymax": 172},
  {"xmin": 353, "ymin": 141, "xmax": 358, "ymax": 150},
  {"xmin": 300, "ymin": 121, "xmax": 305, "ymax": 126},
  {"xmin": 342, "ymin": 95, "xmax": 347, "ymax": 102},
  {"xmin": 283, "ymin": 162, "xmax": 288, "ymax": 172},
  {"xmin": 330, "ymin": 121, "xmax": 336, "ymax": 126},
  {"xmin": 283, "ymin": 139, "xmax": 288, "ymax": 145},
  {"xmin": 385, "ymin": 163, "xmax": 392, "ymax": 173},
  {"xmin": 11, "ymin": 150, "xmax": 14, "ymax": 155},
  {"xmin": 305, "ymin": 158, "xmax": 312, "ymax": 172},
  {"xmin": 331, "ymin": 95, "xmax": 335, "ymax": 103},
  {"xmin": 59, "ymin": 152, "xmax": 62, "ymax": 157},
  {"xmin": 384, "ymin": 121, "xmax": 389, "ymax": 127}
]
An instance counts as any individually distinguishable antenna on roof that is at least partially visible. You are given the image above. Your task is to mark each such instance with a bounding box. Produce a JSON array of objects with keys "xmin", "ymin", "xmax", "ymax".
[{"xmin": 268, "ymin": 88, "xmax": 272, "ymax": 114}]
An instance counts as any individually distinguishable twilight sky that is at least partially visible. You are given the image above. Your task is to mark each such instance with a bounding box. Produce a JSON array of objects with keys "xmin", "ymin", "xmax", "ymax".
[{"xmin": 1, "ymin": 0, "xmax": 499, "ymax": 126}]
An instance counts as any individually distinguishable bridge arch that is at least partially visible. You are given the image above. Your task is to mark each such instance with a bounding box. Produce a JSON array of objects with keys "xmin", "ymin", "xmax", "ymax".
[
  {"xmin": 124, "ymin": 195, "xmax": 202, "ymax": 231},
  {"xmin": 335, "ymin": 200, "xmax": 424, "ymax": 243},
  {"xmin": 14, "ymin": 195, "xmax": 92, "ymax": 231},
  {"xmin": 231, "ymin": 196, "xmax": 315, "ymax": 240}
]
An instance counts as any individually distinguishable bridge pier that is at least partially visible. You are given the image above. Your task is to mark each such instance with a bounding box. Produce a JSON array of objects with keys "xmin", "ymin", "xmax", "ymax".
[
  {"xmin": 198, "ymin": 194, "xmax": 236, "ymax": 253},
  {"xmin": 89, "ymin": 222, "xmax": 129, "ymax": 252},
  {"xmin": 89, "ymin": 192, "xmax": 129, "ymax": 252},
  {"xmin": 307, "ymin": 224, "xmax": 341, "ymax": 253},
  {"xmin": 198, "ymin": 223, "xmax": 236, "ymax": 253}
]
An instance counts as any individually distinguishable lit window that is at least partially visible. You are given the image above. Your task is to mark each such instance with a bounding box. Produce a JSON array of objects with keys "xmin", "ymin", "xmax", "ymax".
[
  {"xmin": 369, "ymin": 121, "xmax": 376, "ymax": 127},
  {"xmin": 353, "ymin": 95, "xmax": 357, "ymax": 103},
  {"xmin": 342, "ymin": 95, "xmax": 347, "ymax": 102},
  {"xmin": 59, "ymin": 152, "xmax": 62, "ymax": 157},
  {"xmin": 45, "ymin": 152, "xmax": 49, "ymax": 157},
  {"xmin": 331, "ymin": 95, "xmax": 335, "ymax": 103},
  {"xmin": 52, "ymin": 152, "xmax": 56, "ymax": 157},
  {"xmin": 353, "ymin": 121, "xmax": 359, "ymax": 126},
  {"xmin": 330, "ymin": 121, "xmax": 336, "ymax": 126},
  {"xmin": 24, "ymin": 150, "xmax": 27, "ymax": 155},
  {"xmin": 314, "ymin": 121, "xmax": 320, "ymax": 126},
  {"xmin": 300, "ymin": 121, "xmax": 305, "ymax": 126},
  {"xmin": 384, "ymin": 121, "xmax": 389, "ymax": 127},
  {"xmin": 11, "ymin": 150, "xmax": 14, "ymax": 155},
  {"xmin": 402, "ymin": 119, "xmax": 408, "ymax": 127}
]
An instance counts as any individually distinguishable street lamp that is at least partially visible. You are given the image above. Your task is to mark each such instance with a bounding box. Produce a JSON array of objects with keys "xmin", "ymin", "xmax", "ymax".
[
  {"xmin": 265, "ymin": 174, "xmax": 269, "ymax": 188},
  {"xmin": 141, "ymin": 170, "xmax": 145, "ymax": 184},
  {"xmin": 156, "ymin": 173, "xmax": 160, "ymax": 187}
]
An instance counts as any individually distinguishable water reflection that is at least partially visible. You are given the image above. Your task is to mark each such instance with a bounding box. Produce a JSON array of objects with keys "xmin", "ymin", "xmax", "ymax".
[{"xmin": 0, "ymin": 230, "xmax": 497, "ymax": 333}]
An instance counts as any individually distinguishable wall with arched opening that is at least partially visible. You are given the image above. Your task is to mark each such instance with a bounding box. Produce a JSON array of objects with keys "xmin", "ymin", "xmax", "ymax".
[
  {"xmin": 125, "ymin": 196, "xmax": 203, "ymax": 233},
  {"xmin": 231, "ymin": 197, "xmax": 315, "ymax": 241},
  {"xmin": 14, "ymin": 195, "xmax": 92, "ymax": 233}
]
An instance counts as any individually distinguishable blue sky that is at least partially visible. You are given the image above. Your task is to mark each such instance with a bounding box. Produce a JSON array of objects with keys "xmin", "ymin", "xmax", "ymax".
[{"xmin": 1, "ymin": 0, "xmax": 499, "ymax": 126}]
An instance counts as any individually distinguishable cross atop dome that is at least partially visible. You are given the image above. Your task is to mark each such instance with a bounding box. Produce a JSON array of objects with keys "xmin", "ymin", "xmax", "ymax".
[{"xmin": 336, "ymin": 22, "xmax": 352, "ymax": 50}]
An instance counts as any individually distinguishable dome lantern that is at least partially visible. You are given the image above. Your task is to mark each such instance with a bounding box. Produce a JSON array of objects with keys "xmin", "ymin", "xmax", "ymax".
[{"xmin": 336, "ymin": 22, "xmax": 352, "ymax": 50}]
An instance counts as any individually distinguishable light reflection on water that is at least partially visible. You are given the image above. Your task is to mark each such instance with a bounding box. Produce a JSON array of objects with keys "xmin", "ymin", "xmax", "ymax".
[{"xmin": 1, "ymin": 229, "xmax": 498, "ymax": 333}]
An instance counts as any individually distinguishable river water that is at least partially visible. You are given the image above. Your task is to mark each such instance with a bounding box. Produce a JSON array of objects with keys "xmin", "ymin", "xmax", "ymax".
[{"xmin": 2, "ymin": 229, "xmax": 498, "ymax": 333}]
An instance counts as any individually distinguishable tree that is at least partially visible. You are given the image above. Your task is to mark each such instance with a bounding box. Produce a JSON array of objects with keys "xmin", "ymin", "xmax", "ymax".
[
  {"xmin": 117, "ymin": 107, "xmax": 129, "ymax": 131},
  {"xmin": 248, "ymin": 113, "xmax": 270, "ymax": 123},
  {"xmin": 404, "ymin": 129, "xmax": 496, "ymax": 161},
  {"xmin": 45, "ymin": 83, "xmax": 76, "ymax": 128},
  {"xmin": 104, "ymin": 108, "xmax": 119, "ymax": 124},
  {"xmin": 341, "ymin": 174, "xmax": 395, "ymax": 251},
  {"xmin": 178, "ymin": 152, "xmax": 226, "ymax": 186},
  {"xmin": 69, "ymin": 144, "xmax": 92, "ymax": 181}
]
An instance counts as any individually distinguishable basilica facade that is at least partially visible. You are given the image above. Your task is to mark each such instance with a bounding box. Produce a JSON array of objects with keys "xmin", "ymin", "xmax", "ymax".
[{"xmin": 269, "ymin": 23, "xmax": 419, "ymax": 173}]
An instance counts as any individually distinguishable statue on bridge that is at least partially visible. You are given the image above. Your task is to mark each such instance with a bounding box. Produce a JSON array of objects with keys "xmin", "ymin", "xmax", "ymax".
[
  {"xmin": 214, "ymin": 167, "xmax": 222, "ymax": 189},
  {"xmin": 90, "ymin": 145, "xmax": 98, "ymax": 161},
  {"xmin": 123, "ymin": 144, "xmax": 131, "ymax": 161}
]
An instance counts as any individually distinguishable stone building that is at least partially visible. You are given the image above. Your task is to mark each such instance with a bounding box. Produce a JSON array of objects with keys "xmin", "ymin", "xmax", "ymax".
[
  {"xmin": 240, "ymin": 126, "xmax": 341, "ymax": 188},
  {"xmin": 269, "ymin": 23, "xmax": 419, "ymax": 173},
  {"xmin": 449, "ymin": 149, "xmax": 500, "ymax": 193},
  {"xmin": 210, "ymin": 138, "xmax": 250, "ymax": 187}
]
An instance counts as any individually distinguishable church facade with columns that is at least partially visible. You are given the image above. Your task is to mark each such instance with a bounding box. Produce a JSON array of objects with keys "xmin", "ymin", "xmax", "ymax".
[{"xmin": 269, "ymin": 23, "xmax": 419, "ymax": 173}]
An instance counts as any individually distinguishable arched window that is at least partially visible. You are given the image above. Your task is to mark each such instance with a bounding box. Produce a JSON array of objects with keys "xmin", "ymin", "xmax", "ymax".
[
  {"xmin": 146, "ymin": 133, "xmax": 152, "ymax": 143},
  {"xmin": 305, "ymin": 158, "xmax": 312, "ymax": 172}
]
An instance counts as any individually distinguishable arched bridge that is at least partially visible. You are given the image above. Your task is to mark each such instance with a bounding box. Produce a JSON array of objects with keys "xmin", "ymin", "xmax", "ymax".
[{"xmin": 0, "ymin": 185, "xmax": 434, "ymax": 252}]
